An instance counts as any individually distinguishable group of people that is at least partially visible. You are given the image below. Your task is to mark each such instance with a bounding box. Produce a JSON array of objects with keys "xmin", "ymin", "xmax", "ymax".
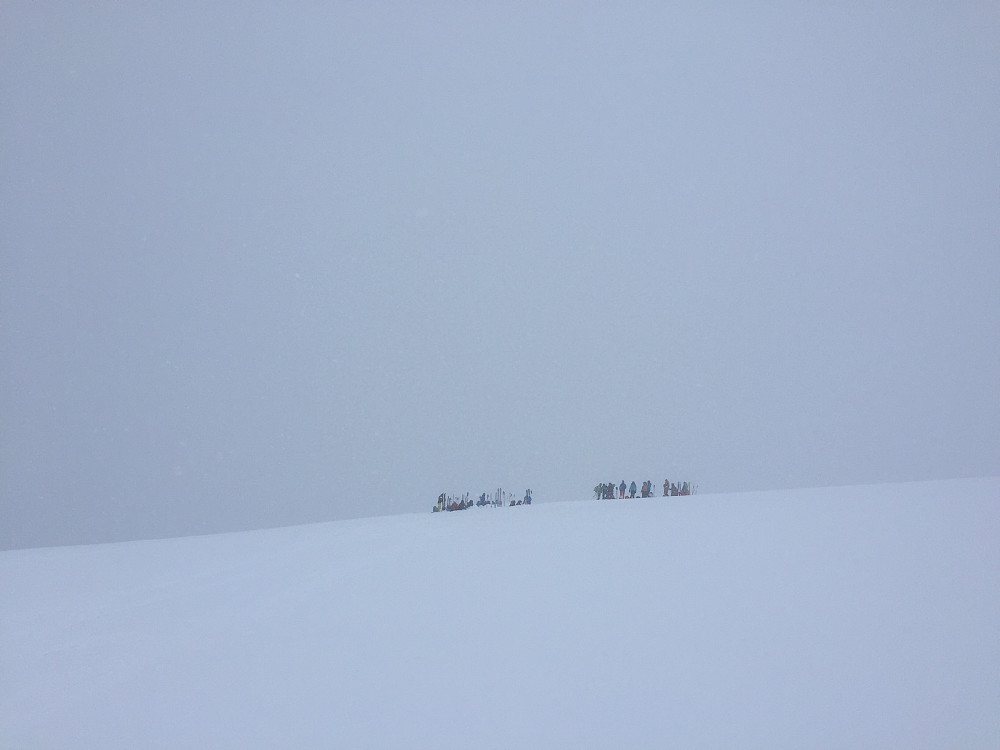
[
  {"xmin": 595, "ymin": 479, "xmax": 692, "ymax": 500},
  {"xmin": 432, "ymin": 479, "xmax": 694, "ymax": 512},
  {"xmin": 434, "ymin": 488, "xmax": 532, "ymax": 512}
]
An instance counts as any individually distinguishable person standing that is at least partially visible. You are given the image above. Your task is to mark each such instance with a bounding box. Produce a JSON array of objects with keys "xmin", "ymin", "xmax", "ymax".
[
  {"xmin": 629, "ymin": 480, "xmax": 637, "ymax": 498},
  {"xmin": 619, "ymin": 480, "xmax": 627, "ymax": 499}
]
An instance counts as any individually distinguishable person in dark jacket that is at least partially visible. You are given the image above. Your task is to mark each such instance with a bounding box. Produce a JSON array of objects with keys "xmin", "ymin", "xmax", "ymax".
[{"xmin": 629, "ymin": 480, "xmax": 637, "ymax": 498}]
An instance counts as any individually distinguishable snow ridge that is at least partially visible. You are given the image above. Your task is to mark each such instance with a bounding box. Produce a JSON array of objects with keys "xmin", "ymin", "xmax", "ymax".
[{"xmin": 2, "ymin": 478, "xmax": 999, "ymax": 748}]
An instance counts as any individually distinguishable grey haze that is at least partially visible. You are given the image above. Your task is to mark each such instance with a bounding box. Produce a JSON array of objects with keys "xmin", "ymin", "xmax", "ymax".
[{"xmin": 2, "ymin": 3, "xmax": 998, "ymax": 548}]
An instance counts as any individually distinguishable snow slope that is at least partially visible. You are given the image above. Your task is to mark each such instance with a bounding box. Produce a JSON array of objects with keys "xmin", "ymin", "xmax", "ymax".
[{"xmin": 2, "ymin": 479, "xmax": 999, "ymax": 749}]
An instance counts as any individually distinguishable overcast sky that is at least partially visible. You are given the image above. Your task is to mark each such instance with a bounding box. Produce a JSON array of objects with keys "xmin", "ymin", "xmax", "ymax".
[{"xmin": 3, "ymin": 3, "xmax": 998, "ymax": 548}]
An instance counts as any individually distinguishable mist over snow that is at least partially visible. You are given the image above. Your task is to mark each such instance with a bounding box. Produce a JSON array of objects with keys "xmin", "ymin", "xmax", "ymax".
[
  {"xmin": 2, "ymin": 5, "xmax": 999, "ymax": 549},
  {"xmin": 3, "ymin": 7, "xmax": 997, "ymax": 742},
  {"xmin": 2, "ymin": 478, "xmax": 998, "ymax": 748}
]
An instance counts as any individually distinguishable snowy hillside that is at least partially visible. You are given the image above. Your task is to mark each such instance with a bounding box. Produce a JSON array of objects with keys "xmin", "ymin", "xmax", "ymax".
[{"xmin": 2, "ymin": 478, "xmax": 998, "ymax": 749}]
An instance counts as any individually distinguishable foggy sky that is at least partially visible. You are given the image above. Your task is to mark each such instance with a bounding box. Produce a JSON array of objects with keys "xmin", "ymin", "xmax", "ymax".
[{"xmin": 3, "ymin": 3, "xmax": 998, "ymax": 548}]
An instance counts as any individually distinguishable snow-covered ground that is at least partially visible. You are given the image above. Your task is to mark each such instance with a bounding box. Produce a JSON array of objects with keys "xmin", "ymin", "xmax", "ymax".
[{"xmin": 2, "ymin": 478, "xmax": 998, "ymax": 749}]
